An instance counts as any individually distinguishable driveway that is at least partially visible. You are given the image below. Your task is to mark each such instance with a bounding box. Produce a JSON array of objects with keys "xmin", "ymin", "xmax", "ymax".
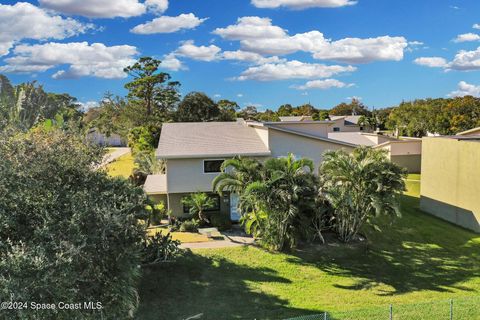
[{"xmin": 100, "ymin": 147, "xmax": 130, "ymax": 167}]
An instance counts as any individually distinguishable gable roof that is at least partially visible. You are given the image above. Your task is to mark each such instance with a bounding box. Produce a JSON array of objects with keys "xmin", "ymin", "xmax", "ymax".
[
  {"xmin": 266, "ymin": 125, "xmax": 358, "ymax": 148},
  {"xmin": 279, "ymin": 115, "xmax": 314, "ymax": 122},
  {"xmin": 458, "ymin": 127, "xmax": 480, "ymax": 136},
  {"xmin": 156, "ymin": 122, "xmax": 271, "ymax": 159},
  {"xmin": 330, "ymin": 115, "xmax": 363, "ymax": 126}
]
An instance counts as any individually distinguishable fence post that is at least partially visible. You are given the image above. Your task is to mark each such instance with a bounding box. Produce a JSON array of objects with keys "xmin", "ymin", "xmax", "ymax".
[
  {"xmin": 324, "ymin": 311, "xmax": 327, "ymax": 320},
  {"xmin": 450, "ymin": 299, "xmax": 453, "ymax": 320},
  {"xmin": 389, "ymin": 304, "xmax": 393, "ymax": 320}
]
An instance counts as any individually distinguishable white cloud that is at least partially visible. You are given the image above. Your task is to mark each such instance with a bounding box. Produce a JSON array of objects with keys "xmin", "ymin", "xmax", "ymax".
[
  {"xmin": 415, "ymin": 47, "xmax": 480, "ymax": 71},
  {"xmin": 292, "ymin": 78, "xmax": 354, "ymax": 90},
  {"xmin": 0, "ymin": 42, "xmax": 138, "ymax": 79},
  {"xmin": 236, "ymin": 60, "xmax": 356, "ymax": 81},
  {"xmin": 213, "ymin": 16, "xmax": 287, "ymax": 40},
  {"xmin": 214, "ymin": 17, "xmax": 408, "ymax": 63},
  {"xmin": 413, "ymin": 57, "xmax": 447, "ymax": 68},
  {"xmin": 312, "ymin": 36, "xmax": 407, "ymax": 63},
  {"xmin": 222, "ymin": 50, "xmax": 284, "ymax": 64},
  {"xmin": 214, "ymin": 94, "xmax": 221, "ymax": 98},
  {"xmin": 160, "ymin": 53, "xmax": 185, "ymax": 71},
  {"xmin": 237, "ymin": 93, "xmax": 244, "ymax": 98},
  {"xmin": 79, "ymin": 101, "xmax": 99, "ymax": 111},
  {"xmin": 453, "ymin": 33, "xmax": 480, "ymax": 43},
  {"xmin": 39, "ymin": 0, "xmax": 147, "ymax": 18},
  {"xmin": 0, "ymin": 2, "xmax": 92, "ymax": 56},
  {"xmin": 175, "ymin": 40, "xmax": 221, "ymax": 61},
  {"xmin": 474, "ymin": 24, "xmax": 480, "ymax": 30},
  {"xmin": 251, "ymin": 0, "xmax": 357, "ymax": 9},
  {"xmin": 144, "ymin": 0, "xmax": 169, "ymax": 14},
  {"xmin": 448, "ymin": 47, "xmax": 480, "ymax": 71},
  {"xmin": 448, "ymin": 81, "xmax": 480, "ymax": 97},
  {"xmin": 131, "ymin": 13, "xmax": 207, "ymax": 34}
]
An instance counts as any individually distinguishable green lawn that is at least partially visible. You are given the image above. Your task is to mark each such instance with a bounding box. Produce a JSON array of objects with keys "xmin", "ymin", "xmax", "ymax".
[
  {"xmin": 105, "ymin": 152, "xmax": 135, "ymax": 178},
  {"xmin": 137, "ymin": 176, "xmax": 480, "ymax": 320}
]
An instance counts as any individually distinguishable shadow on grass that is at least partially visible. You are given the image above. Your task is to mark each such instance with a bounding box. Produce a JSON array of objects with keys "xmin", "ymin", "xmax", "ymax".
[
  {"xmin": 288, "ymin": 195, "xmax": 480, "ymax": 296},
  {"xmin": 137, "ymin": 247, "xmax": 321, "ymax": 320}
]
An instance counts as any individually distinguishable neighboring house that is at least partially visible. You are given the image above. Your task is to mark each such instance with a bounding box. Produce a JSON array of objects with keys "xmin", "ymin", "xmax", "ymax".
[
  {"xmin": 420, "ymin": 135, "xmax": 480, "ymax": 233},
  {"xmin": 374, "ymin": 138, "xmax": 422, "ymax": 173},
  {"xmin": 144, "ymin": 119, "xmax": 356, "ymax": 220},
  {"xmin": 329, "ymin": 115, "xmax": 372, "ymax": 133},
  {"xmin": 87, "ymin": 128, "xmax": 126, "ymax": 146},
  {"xmin": 457, "ymin": 126, "xmax": 480, "ymax": 136},
  {"xmin": 328, "ymin": 132, "xmax": 396, "ymax": 147},
  {"xmin": 279, "ymin": 115, "xmax": 314, "ymax": 122}
]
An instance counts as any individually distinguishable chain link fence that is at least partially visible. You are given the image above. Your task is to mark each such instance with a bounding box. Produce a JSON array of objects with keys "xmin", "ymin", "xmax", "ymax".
[{"xmin": 285, "ymin": 296, "xmax": 480, "ymax": 320}]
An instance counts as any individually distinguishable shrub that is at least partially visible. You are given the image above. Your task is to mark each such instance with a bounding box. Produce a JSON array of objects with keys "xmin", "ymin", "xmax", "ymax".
[
  {"xmin": 210, "ymin": 213, "xmax": 232, "ymax": 231},
  {"xmin": 0, "ymin": 128, "xmax": 148, "ymax": 319},
  {"xmin": 179, "ymin": 219, "xmax": 200, "ymax": 232},
  {"xmin": 127, "ymin": 126, "xmax": 156, "ymax": 154},
  {"xmin": 142, "ymin": 233, "xmax": 181, "ymax": 264}
]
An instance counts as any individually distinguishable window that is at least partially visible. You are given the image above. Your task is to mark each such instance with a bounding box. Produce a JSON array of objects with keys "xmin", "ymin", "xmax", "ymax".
[
  {"xmin": 360, "ymin": 126, "xmax": 364, "ymax": 131},
  {"xmin": 333, "ymin": 127, "xmax": 340, "ymax": 132},
  {"xmin": 203, "ymin": 160, "xmax": 224, "ymax": 173},
  {"xmin": 183, "ymin": 194, "xmax": 221, "ymax": 214}
]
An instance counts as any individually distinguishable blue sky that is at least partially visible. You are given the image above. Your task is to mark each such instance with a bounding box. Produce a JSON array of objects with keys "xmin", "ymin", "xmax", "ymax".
[{"xmin": 1, "ymin": 0, "xmax": 480, "ymax": 110}]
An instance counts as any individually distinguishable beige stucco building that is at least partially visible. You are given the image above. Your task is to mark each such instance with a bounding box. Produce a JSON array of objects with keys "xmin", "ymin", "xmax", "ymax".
[{"xmin": 420, "ymin": 134, "xmax": 480, "ymax": 232}]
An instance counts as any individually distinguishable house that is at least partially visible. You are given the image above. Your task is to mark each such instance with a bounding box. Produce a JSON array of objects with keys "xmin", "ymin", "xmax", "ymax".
[
  {"xmin": 373, "ymin": 138, "xmax": 422, "ymax": 173},
  {"xmin": 87, "ymin": 128, "xmax": 126, "ymax": 146},
  {"xmin": 329, "ymin": 115, "xmax": 372, "ymax": 133},
  {"xmin": 420, "ymin": 135, "xmax": 480, "ymax": 232},
  {"xmin": 144, "ymin": 119, "xmax": 356, "ymax": 220},
  {"xmin": 279, "ymin": 115, "xmax": 314, "ymax": 122}
]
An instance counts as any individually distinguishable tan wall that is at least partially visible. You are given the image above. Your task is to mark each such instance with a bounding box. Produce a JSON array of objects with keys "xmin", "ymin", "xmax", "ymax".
[
  {"xmin": 269, "ymin": 122, "xmax": 330, "ymax": 137},
  {"xmin": 253, "ymin": 126, "xmax": 270, "ymax": 148},
  {"xmin": 390, "ymin": 141, "xmax": 422, "ymax": 156},
  {"xmin": 420, "ymin": 138, "xmax": 480, "ymax": 232},
  {"xmin": 329, "ymin": 118, "xmax": 364, "ymax": 133},
  {"xmin": 166, "ymin": 158, "xmax": 222, "ymax": 193},
  {"xmin": 167, "ymin": 192, "xmax": 230, "ymax": 218},
  {"xmin": 268, "ymin": 129, "xmax": 355, "ymax": 169}
]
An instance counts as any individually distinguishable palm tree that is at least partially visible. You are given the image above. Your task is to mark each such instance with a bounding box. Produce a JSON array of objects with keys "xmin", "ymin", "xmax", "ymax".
[
  {"xmin": 213, "ymin": 153, "xmax": 318, "ymax": 251},
  {"xmin": 181, "ymin": 192, "xmax": 216, "ymax": 223},
  {"xmin": 134, "ymin": 151, "xmax": 165, "ymax": 175},
  {"xmin": 319, "ymin": 147, "xmax": 406, "ymax": 243}
]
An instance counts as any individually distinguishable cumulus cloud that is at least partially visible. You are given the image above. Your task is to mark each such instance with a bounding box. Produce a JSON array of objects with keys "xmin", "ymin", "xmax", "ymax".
[
  {"xmin": 236, "ymin": 60, "xmax": 356, "ymax": 81},
  {"xmin": 473, "ymin": 24, "xmax": 480, "ymax": 30},
  {"xmin": 413, "ymin": 57, "xmax": 448, "ymax": 68},
  {"xmin": 160, "ymin": 53, "xmax": 185, "ymax": 71},
  {"xmin": 414, "ymin": 47, "xmax": 480, "ymax": 71},
  {"xmin": 39, "ymin": 0, "xmax": 168, "ymax": 18},
  {"xmin": 0, "ymin": 42, "xmax": 138, "ymax": 79},
  {"xmin": 453, "ymin": 33, "xmax": 480, "ymax": 43},
  {"xmin": 222, "ymin": 50, "xmax": 285, "ymax": 64},
  {"xmin": 131, "ymin": 13, "xmax": 207, "ymax": 34},
  {"xmin": 448, "ymin": 81, "xmax": 480, "ymax": 97},
  {"xmin": 251, "ymin": 0, "xmax": 357, "ymax": 9},
  {"xmin": 175, "ymin": 40, "xmax": 221, "ymax": 61},
  {"xmin": 213, "ymin": 17, "xmax": 408, "ymax": 63},
  {"xmin": 213, "ymin": 16, "xmax": 287, "ymax": 40},
  {"xmin": 291, "ymin": 78, "xmax": 354, "ymax": 90},
  {"xmin": 0, "ymin": 2, "xmax": 92, "ymax": 56}
]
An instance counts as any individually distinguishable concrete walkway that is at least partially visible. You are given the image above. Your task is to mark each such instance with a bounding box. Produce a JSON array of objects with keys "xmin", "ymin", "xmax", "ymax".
[
  {"xmin": 180, "ymin": 234, "xmax": 255, "ymax": 249},
  {"xmin": 100, "ymin": 147, "xmax": 130, "ymax": 167}
]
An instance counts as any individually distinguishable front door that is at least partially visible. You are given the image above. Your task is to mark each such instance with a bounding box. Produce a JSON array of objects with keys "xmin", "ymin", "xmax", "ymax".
[{"xmin": 230, "ymin": 193, "xmax": 241, "ymax": 222}]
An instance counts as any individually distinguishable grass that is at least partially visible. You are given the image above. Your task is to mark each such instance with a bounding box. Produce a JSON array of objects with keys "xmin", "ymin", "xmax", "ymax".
[
  {"xmin": 105, "ymin": 152, "xmax": 135, "ymax": 178},
  {"xmin": 137, "ymin": 176, "xmax": 480, "ymax": 320},
  {"xmin": 147, "ymin": 226, "xmax": 210, "ymax": 243}
]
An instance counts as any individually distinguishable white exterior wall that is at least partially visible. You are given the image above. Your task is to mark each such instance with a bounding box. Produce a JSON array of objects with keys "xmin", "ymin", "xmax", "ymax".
[
  {"xmin": 253, "ymin": 126, "xmax": 270, "ymax": 148},
  {"xmin": 390, "ymin": 141, "xmax": 422, "ymax": 156},
  {"xmin": 268, "ymin": 129, "xmax": 355, "ymax": 169}
]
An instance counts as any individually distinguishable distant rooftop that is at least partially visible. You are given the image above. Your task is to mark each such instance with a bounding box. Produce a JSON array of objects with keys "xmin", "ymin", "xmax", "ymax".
[
  {"xmin": 156, "ymin": 122, "xmax": 271, "ymax": 159},
  {"xmin": 279, "ymin": 116, "xmax": 313, "ymax": 122},
  {"xmin": 330, "ymin": 115, "xmax": 363, "ymax": 126}
]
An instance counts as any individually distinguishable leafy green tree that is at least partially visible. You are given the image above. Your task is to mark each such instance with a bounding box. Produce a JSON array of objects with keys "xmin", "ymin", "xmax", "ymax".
[
  {"xmin": 181, "ymin": 192, "xmax": 216, "ymax": 223},
  {"xmin": 124, "ymin": 57, "xmax": 180, "ymax": 120},
  {"xmin": 0, "ymin": 128, "xmax": 149, "ymax": 319},
  {"xmin": 238, "ymin": 105, "xmax": 258, "ymax": 120},
  {"xmin": 330, "ymin": 98, "xmax": 371, "ymax": 116},
  {"xmin": 257, "ymin": 109, "xmax": 279, "ymax": 122},
  {"xmin": 277, "ymin": 104, "xmax": 293, "ymax": 116},
  {"xmin": 319, "ymin": 147, "xmax": 406, "ymax": 243},
  {"xmin": 176, "ymin": 92, "xmax": 220, "ymax": 122},
  {"xmin": 128, "ymin": 126, "xmax": 157, "ymax": 154},
  {"xmin": 131, "ymin": 151, "xmax": 165, "ymax": 185},
  {"xmin": 217, "ymin": 99, "xmax": 239, "ymax": 121}
]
